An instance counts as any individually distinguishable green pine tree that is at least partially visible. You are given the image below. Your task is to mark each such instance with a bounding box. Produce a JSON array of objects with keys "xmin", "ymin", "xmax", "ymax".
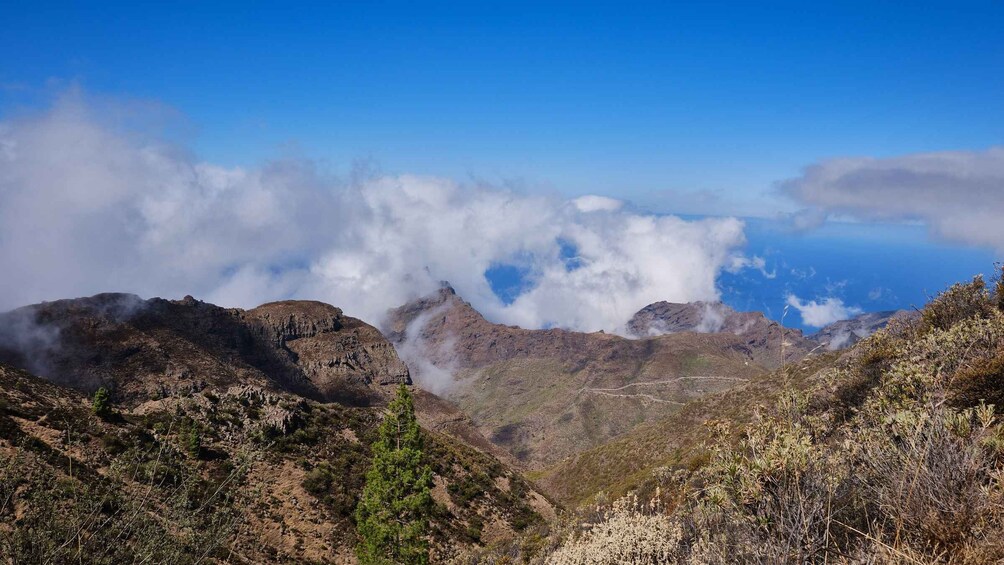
[
  {"xmin": 92, "ymin": 387, "xmax": 112, "ymax": 419},
  {"xmin": 187, "ymin": 426, "xmax": 202, "ymax": 459},
  {"xmin": 355, "ymin": 384, "xmax": 433, "ymax": 564}
]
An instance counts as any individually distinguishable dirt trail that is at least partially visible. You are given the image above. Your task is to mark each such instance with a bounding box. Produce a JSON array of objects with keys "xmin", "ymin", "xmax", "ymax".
[{"xmin": 575, "ymin": 375, "xmax": 749, "ymax": 404}]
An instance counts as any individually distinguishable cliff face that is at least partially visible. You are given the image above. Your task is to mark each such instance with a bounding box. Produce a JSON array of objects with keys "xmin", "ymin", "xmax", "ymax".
[
  {"xmin": 0, "ymin": 293, "xmax": 410, "ymax": 406},
  {"xmin": 246, "ymin": 300, "xmax": 410, "ymax": 391}
]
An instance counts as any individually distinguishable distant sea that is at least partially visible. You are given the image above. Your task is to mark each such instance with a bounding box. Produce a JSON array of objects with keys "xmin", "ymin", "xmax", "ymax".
[{"xmin": 718, "ymin": 218, "xmax": 999, "ymax": 332}]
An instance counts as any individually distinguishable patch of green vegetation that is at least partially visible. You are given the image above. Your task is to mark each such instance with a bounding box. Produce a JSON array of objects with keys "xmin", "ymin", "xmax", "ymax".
[
  {"xmin": 680, "ymin": 353, "xmax": 713, "ymax": 374},
  {"xmin": 301, "ymin": 445, "xmax": 369, "ymax": 517}
]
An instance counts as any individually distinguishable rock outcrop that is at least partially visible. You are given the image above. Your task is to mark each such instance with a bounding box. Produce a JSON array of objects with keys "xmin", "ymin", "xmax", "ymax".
[
  {"xmin": 808, "ymin": 309, "xmax": 914, "ymax": 350},
  {"xmin": 0, "ymin": 293, "xmax": 410, "ymax": 406},
  {"xmin": 626, "ymin": 300, "xmax": 903, "ymax": 353},
  {"xmin": 385, "ymin": 286, "xmax": 788, "ymax": 469},
  {"xmin": 246, "ymin": 300, "xmax": 410, "ymax": 391},
  {"xmin": 627, "ymin": 301, "xmax": 775, "ymax": 337}
]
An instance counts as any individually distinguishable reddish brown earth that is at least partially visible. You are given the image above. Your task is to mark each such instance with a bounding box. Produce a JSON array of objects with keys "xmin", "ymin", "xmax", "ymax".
[{"xmin": 385, "ymin": 286, "xmax": 813, "ymax": 470}]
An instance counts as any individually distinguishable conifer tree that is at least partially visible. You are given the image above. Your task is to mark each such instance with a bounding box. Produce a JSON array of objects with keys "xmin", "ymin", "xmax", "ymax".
[
  {"xmin": 355, "ymin": 384, "xmax": 433, "ymax": 564},
  {"xmin": 92, "ymin": 387, "xmax": 112, "ymax": 419},
  {"xmin": 187, "ymin": 426, "xmax": 202, "ymax": 458}
]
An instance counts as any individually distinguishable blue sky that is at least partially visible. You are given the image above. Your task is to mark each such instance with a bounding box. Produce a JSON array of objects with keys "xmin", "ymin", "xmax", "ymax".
[
  {"xmin": 1, "ymin": 2, "xmax": 1002, "ymax": 331},
  {"xmin": 4, "ymin": 2, "xmax": 1002, "ymax": 201}
]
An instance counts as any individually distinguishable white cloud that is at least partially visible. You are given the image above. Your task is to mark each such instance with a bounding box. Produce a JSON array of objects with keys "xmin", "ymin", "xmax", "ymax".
[
  {"xmin": 0, "ymin": 93, "xmax": 755, "ymax": 332},
  {"xmin": 785, "ymin": 294, "xmax": 862, "ymax": 328},
  {"xmin": 782, "ymin": 147, "xmax": 1004, "ymax": 249},
  {"xmin": 571, "ymin": 194, "xmax": 623, "ymax": 213},
  {"xmin": 727, "ymin": 255, "xmax": 776, "ymax": 279}
]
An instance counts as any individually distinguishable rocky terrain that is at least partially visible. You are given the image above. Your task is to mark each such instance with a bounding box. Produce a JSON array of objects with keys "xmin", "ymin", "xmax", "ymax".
[
  {"xmin": 0, "ymin": 288, "xmax": 918, "ymax": 561},
  {"xmin": 626, "ymin": 300, "xmax": 783, "ymax": 338},
  {"xmin": 0, "ymin": 294, "xmax": 556, "ymax": 563},
  {"xmin": 808, "ymin": 309, "xmax": 913, "ymax": 350},
  {"xmin": 385, "ymin": 286, "xmax": 812, "ymax": 470},
  {"xmin": 0, "ymin": 293, "xmax": 411, "ymax": 407},
  {"xmin": 626, "ymin": 299, "xmax": 906, "ymax": 352}
]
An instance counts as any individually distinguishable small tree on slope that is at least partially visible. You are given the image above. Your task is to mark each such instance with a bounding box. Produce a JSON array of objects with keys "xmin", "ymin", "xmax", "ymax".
[
  {"xmin": 92, "ymin": 387, "xmax": 112, "ymax": 419},
  {"xmin": 356, "ymin": 384, "xmax": 433, "ymax": 564}
]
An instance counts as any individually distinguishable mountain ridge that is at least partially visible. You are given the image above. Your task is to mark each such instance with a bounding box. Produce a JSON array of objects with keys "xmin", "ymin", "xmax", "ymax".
[{"xmin": 0, "ymin": 292, "xmax": 556, "ymax": 562}]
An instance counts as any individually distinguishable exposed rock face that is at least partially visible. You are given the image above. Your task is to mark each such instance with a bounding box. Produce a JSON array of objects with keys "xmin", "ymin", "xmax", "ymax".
[
  {"xmin": 246, "ymin": 300, "xmax": 410, "ymax": 391},
  {"xmin": 627, "ymin": 300, "xmax": 903, "ymax": 352},
  {"xmin": 626, "ymin": 300, "xmax": 814, "ymax": 365},
  {"xmin": 809, "ymin": 310, "xmax": 913, "ymax": 350},
  {"xmin": 0, "ymin": 293, "xmax": 410, "ymax": 406},
  {"xmin": 385, "ymin": 286, "xmax": 792, "ymax": 469},
  {"xmin": 627, "ymin": 301, "xmax": 774, "ymax": 337},
  {"xmin": 387, "ymin": 284, "xmax": 635, "ymax": 370}
]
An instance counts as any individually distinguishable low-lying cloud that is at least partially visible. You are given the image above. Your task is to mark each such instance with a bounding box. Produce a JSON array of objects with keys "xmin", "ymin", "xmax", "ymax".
[
  {"xmin": 0, "ymin": 92, "xmax": 757, "ymax": 332},
  {"xmin": 782, "ymin": 147, "xmax": 1004, "ymax": 249},
  {"xmin": 785, "ymin": 294, "xmax": 862, "ymax": 328}
]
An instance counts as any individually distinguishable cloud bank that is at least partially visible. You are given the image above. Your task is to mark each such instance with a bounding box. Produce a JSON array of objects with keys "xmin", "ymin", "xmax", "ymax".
[
  {"xmin": 785, "ymin": 294, "xmax": 862, "ymax": 328},
  {"xmin": 782, "ymin": 147, "xmax": 1004, "ymax": 249},
  {"xmin": 0, "ymin": 93, "xmax": 754, "ymax": 332}
]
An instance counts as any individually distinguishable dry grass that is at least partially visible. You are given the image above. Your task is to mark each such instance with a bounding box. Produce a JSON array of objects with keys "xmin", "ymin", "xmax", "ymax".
[{"xmin": 523, "ymin": 270, "xmax": 1004, "ymax": 564}]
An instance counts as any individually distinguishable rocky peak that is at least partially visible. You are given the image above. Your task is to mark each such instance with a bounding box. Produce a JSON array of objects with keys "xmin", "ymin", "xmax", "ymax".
[
  {"xmin": 384, "ymin": 282, "xmax": 487, "ymax": 345},
  {"xmin": 809, "ymin": 310, "xmax": 913, "ymax": 350},
  {"xmin": 245, "ymin": 300, "xmax": 346, "ymax": 347},
  {"xmin": 626, "ymin": 300, "xmax": 777, "ymax": 338},
  {"xmin": 0, "ymin": 294, "xmax": 410, "ymax": 406}
]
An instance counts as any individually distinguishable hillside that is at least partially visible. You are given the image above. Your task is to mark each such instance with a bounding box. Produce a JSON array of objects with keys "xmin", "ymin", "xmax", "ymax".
[
  {"xmin": 385, "ymin": 286, "xmax": 812, "ymax": 470},
  {"xmin": 808, "ymin": 309, "xmax": 912, "ymax": 349},
  {"xmin": 534, "ymin": 308, "xmax": 909, "ymax": 506},
  {"xmin": 0, "ymin": 295, "xmax": 556, "ymax": 563},
  {"xmin": 479, "ymin": 273, "xmax": 1004, "ymax": 564},
  {"xmin": 534, "ymin": 346, "xmax": 841, "ymax": 506},
  {"xmin": 0, "ymin": 293, "xmax": 410, "ymax": 406}
]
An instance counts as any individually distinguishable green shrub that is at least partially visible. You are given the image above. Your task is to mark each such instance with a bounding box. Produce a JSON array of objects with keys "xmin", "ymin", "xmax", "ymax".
[
  {"xmin": 92, "ymin": 387, "xmax": 112, "ymax": 419},
  {"xmin": 186, "ymin": 427, "xmax": 202, "ymax": 459},
  {"xmin": 921, "ymin": 275, "xmax": 994, "ymax": 333},
  {"xmin": 303, "ymin": 465, "xmax": 333, "ymax": 496},
  {"xmin": 949, "ymin": 349, "xmax": 1004, "ymax": 411}
]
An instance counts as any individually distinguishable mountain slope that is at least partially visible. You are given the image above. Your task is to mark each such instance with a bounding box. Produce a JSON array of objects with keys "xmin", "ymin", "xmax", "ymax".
[
  {"xmin": 528, "ymin": 274, "xmax": 1004, "ymax": 564},
  {"xmin": 533, "ymin": 347, "xmax": 841, "ymax": 506},
  {"xmin": 808, "ymin": 309, "xmax": 913, "ymax": 350},
  {"xmin": 0, "ymin": 293, "xmax": 410, "ymax": 406},
  {"xmin": 386, "ymin": 286, "xmax": 809, "ymax": 470},
  {"xmin": 0, "ymin": 294, "xmax": 556, "ymax": 563}
]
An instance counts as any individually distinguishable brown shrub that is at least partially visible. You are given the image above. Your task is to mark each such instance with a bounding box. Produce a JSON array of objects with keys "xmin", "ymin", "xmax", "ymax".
[
  {"xmin": 921, "ymin": 275, "xmax": 994, "ymax": 333},
  {"xmin": 950, "ymin": 349, "xmax": 1004, "ymax": 412},
  {"xmin": 995, "ymin": 263, "xmax": 1004, "ymax": 313}
]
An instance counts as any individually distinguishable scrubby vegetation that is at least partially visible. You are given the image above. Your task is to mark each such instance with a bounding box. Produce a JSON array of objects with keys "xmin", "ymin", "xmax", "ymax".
[
  {"xmin": 483, "ymin": 269, "xmax": 1004, "ymax": 564},
  {"xmin": 0, "ymin": 407, "xmax": 249, "ymax": 563}
]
